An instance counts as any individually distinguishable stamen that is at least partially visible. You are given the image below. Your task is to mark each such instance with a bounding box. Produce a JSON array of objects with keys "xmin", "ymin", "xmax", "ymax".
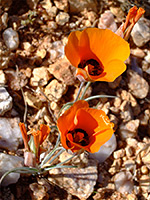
[
  {"xmin": 67, "ymin": 128, "xmax": 89, "ymax": 146},
  {"xmin": 78, "ymin": 59, "xmax": 104, "ymax": 76}
]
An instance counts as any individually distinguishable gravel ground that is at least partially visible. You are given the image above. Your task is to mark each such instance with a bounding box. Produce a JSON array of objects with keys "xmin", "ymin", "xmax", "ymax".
[{"xmin": 0, "ymin": 0, "xmax": 150, "ymax": 199}]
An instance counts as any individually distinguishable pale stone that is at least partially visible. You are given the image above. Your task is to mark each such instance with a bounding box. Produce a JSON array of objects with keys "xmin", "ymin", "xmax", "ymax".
[
  {"xmin": 98, "ymin": 10, "xmax": 117, "ymax": 32},
  {"xmin": 0, "ymin": 117, "xmax": 22, "ymax": 151},
  {"xmin": 24, "ymin": 91, "xmax": 42, "ymax": 109},
  {"xmin": 141, "ymin": 165, "xmax": 149, "ymax": 175},
  {"xmin": 29, "ymin": 182, "xmax": 49, "ymax": 200},
  {"xmin": 0, "ymin": 12, "xmax": 8, "ymax": 31},
  {"xmin": 139, "ymin": 175, "xmax": 150, "ymax": 193},
  {"xmin": 44, "ymin": 79, "xmax": 67, "ymax": 102},
  {"xmin": 3, "ymin": 28, "xmax": 19, "ymax": 51},
  {"xmin": 30, "ymin": 66, "xmax": 52, "ymax": 87},
  {"xmin": 145, "ymin": 50, "xmax": 150, "ymax": 63},
  {"xmin": 54, "ymin": 0, "xmax": 68, "ymax": 11},
  {"xmin": 113, "ymin": 149, "xmax": 125, "ymax": 159},
  {"xmin": 131, "ymin": 18, "xmax": 150, "ymax": 47},
  {"xmin": 114, "ymin": 171, "xmax": 134, "ymax": 194},
  {"xmin": 55, "ymin": 12, "xmax": 70, "ymax": 26},
  {"xmin": 127, "ymin": 70, "xmax": 149, "ymax": 99},
  {"xmin": 142, "ymin": 148, "xmax": 150, "ymax": 169},
  {"xmin": 0, "ymin": 87, "xmax": 13, "ymax": 116},
  {"xmin": 48, "ymin": 57, "xmax": 76, "ymax": 85},
  {"xmin": 0, "ymin": 153, "xmax": 23, "ymax": 186},
  {"xmin": 119, "ymin": 119, "xmax": 140, "ymax": 140},
  {"xmin": 0, "ymin": 70, "xmax": 6, "ymax": 85},
  {"xmin": 48, "ymin": 158, "xmax": 97, "ymax": 199},
  {"xmin": 125, "ymin": 146, "xmax": 134, "ymax": 157},
  {"xmin": 126, "ymin": 138, "xmax": 138, "ymax": 148},
  {"xmin": 127, "ymin": 194, "xmax": 138, "ymax": 200},
  {"xmin": 130, "ymin": 48, "xmax": 145, "ymax": 58},
  {"xmin": 124, "ymin": 160, "xmax": 136, "ymax": 171}
]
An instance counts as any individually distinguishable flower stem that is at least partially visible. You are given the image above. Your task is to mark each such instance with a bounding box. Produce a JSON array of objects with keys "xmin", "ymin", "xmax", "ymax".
[
  {"xmin": 74, "ymin": 81, "xmax": 85, "ymax": 102},
  {"xmin": 80, "ymin": 81, "xmax": 91, "ymax": 100}
]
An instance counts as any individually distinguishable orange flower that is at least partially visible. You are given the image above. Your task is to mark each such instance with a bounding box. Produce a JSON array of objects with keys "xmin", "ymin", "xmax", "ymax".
[
  {"xmin": 116, "ymin": 6, "xmax": 145, "ymax": 40},
  {"xmin": 57, "ymin": 100, "xmax": 114, "ymax": 153},
  {"xmin": 65, "ymin": 28, "xmax": 130, "ymax": 82}
]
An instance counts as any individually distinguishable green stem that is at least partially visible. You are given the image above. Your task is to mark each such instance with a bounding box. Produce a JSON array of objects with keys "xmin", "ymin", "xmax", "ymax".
[
  {"xmin": 43, "ymin": 148, "xmax": 65, "ymax": 168},
  {"xmin": 84, "ymin": 95, "xmax": 116, "ymax": 101},
  {"xmin": 39, "ymin": 146, "xmax": 63, "ymax": 168},
  {"xmin": 74, "ymin": 81, "xmax": 85, "ymax": 102},
  {"xmin": 80, "ymin": 81, "xmax": 91, "ymax": 100},
  {"xmin": 0, "ymin": 167, "xmax": 38, "ymax": 186}
]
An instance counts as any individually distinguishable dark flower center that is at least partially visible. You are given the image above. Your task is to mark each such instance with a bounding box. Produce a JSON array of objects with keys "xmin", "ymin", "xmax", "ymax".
[
  {"xmin": 66, "ymin": 128, "xmax": 89, "ymax": 147},
  {"xmin": 78, "ymin": 59, "xmax": 104, "ymax": 76}
]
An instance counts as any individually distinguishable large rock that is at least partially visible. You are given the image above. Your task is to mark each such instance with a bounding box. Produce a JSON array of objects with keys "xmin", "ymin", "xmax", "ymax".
[
  {"xmin": 0, "ymin": 153, "xmax": 23, "ymax": 186},
  {"xmin": 131, "ymin": 18, "xmax": 150, "ymax": 47},
  {"xmin": 48, "ymin": 158, "xmax": 97, "ymax": 199},
  {"xmin": 0, "ymin": 117, "xmax": 22, "ymax": 151}
]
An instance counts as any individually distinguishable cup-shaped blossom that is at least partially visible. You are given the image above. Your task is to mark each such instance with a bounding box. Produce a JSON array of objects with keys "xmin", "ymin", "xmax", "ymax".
[
  {"xmin": 57, "ymin": 100, "xmax": 114, "ymax": 153},
  {"xmin": 65, "ymin": 28, "xmax": 130, "ymax": 82}
]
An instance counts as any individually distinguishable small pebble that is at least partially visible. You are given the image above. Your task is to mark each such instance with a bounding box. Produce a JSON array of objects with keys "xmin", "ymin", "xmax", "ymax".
[
  {"xmin": 125, "ymin": 146, "xmax": 134, "ymax": 157},
  {"xmin": 56, "ymin": 12, "xmax": 70, "ymax": 25},
  {"xmin": 0, "ymin": 87, "xmax": 13, "ymax": 116},
  {"xmin": 113, "ymin": 149, "xmax": 125, "ymax": 159},
  {"xmin": 114, "ymin": 171, "xmax": 134, "ymax": 194},
  {"xmin": 124, "ymin": 160, "xmax": 135, "ymax": 171},
  {"xmin": 141, "ymin": 165, "xmax": 149, "ymax": 175},
  {"xmin": 3, "ymin": 27, "xmax": 19, "ymax": 50}
]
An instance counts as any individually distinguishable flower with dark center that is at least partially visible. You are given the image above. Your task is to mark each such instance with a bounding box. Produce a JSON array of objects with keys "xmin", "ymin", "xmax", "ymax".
[
  {"xmin": 65, "ymin": 28, "xmax": 130, "ymax": 82},
  {"xmin": 57, "ymin": 100, "xmax": 114, "ymax": 153}
]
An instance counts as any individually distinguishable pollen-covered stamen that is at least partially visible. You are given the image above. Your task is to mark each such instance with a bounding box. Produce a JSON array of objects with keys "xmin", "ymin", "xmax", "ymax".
[
  {"xmin": 67, "ymin": 128, "xmax": 89, "ymax": 147},
  {"xmin": 78, "ymin": 59, "xmax": 104, "ymax": 76}
]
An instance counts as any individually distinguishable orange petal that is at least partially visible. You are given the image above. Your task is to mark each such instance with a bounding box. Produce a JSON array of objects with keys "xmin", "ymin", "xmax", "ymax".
[
  {"xmin": 83, "ymin": 28, "xmax": 130, "ymax": 66},
  {"xmin": 84, "ymin": 108, "xmax": 114, "ymax": 132},
  {"xmin": 39, "ymin": 124, "xmax": 51, "ymax": 144},
  {"xmin": 89, "ymin": 59, "xmax": 127, "ymax": 82},
  {"xmin": 19, "ymin": 122, "xmax": 29, "ymax": 150},
  {"xmin": 65, "ymin": 30, "xmax": 82, "ymax": 67},
  {"xmin": 78, "ymin": 29, "xmax": 100, "ymax": 62},
  {"xmin": 57, "ymin": 100, "xmax": 89, "ymax": 149},
  {"xmin": 88, "ymin": 129, "xmax": 114, "ymax": 153},
  {"xmin": 74, "ymin": 108, "xmax": 98, "ymax": 136}
]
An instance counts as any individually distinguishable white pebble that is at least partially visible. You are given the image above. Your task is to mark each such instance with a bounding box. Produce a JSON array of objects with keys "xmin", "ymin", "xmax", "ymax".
[
  {"xmin": 3, "ymin": 27, "xmax": 19, "ymax": 50},
  {"xmin": 0, "ymin": 87, "xmax": 12, "ymax": 116}
]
